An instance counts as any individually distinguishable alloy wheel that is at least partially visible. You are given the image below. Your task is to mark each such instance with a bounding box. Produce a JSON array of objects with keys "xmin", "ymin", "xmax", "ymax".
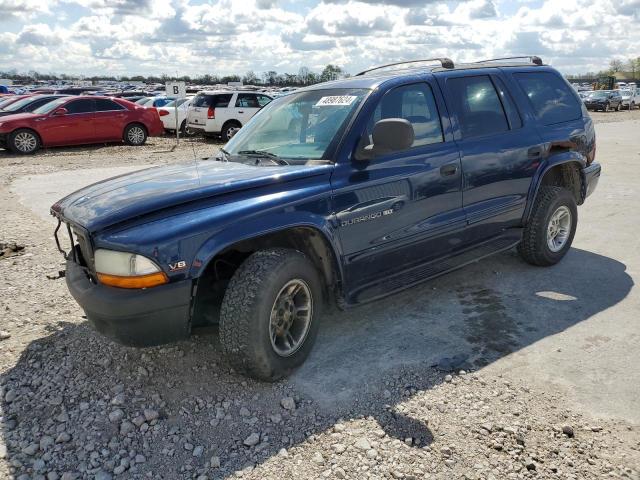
[
  {"xmin": 269, "ymin": 279, "xmax": 313, "ymax": 357},
  {"xmin": 547, "ymin": 206, "xmax": 572, "ymax": 252},
  {"xmin": 14, "ymin": 132, "xmax": 37, "ymax": 153},
  {"xmin": 127, "ymin": 126, "xmax": 145, "ymax": 145}
]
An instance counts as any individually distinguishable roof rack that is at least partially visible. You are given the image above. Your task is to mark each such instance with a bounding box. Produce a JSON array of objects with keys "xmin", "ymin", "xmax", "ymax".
[
  {"xmin": 355, "ymin": 58, "xmax": 454, "ymax": 76},
  {"xmin": 473, "ymin": 56, "xmax": 543, "ymax": 66}
]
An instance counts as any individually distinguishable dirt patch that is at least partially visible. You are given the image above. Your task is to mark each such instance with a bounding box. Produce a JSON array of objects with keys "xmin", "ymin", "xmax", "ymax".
[{"xmin": 0, "ymin": 242, "xmax": 25, "ymax": 259}]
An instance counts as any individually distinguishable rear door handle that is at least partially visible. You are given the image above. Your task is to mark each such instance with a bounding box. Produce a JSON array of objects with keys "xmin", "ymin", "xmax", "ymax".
[
  {"xmin": 238, "ymin": 110, "xmax": 244, "ymax": 113},
  {"xmin": 440, "ymin": 163, "xmax": 458, "ymax": 177}
]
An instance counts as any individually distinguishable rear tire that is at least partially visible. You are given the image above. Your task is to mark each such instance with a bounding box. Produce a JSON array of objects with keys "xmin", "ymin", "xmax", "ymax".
[
  {"xmin": 518, "ymin": 186, "xmax": 577, "ymax": 266},
  {"xmin": 219, "ymin": 248, "xmax": 322, "ymax": 381},
  {"xmin": 221, "ymin": 122, "xmax": 241, "ymax": 142},
  {"xmin": 7, "ymin": 129, "xmax": 40, "ymax": 155},
  {"xmin": 123, "ymin": 123, "xmax": 147, "ymax": 146}
]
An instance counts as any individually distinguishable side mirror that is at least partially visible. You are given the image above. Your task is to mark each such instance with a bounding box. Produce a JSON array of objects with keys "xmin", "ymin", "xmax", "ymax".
[
  {"xmin": 356, "ymin": 118, "xmax": 414, "ymax": 161},
  {"xmin": 52, "ymin": 107, "xmax": 68, "ymax": 116}
]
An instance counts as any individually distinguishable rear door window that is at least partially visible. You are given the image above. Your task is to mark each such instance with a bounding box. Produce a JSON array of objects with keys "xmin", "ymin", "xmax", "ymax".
[
  {"xmin": 514, "ymin": 72, "xmax": 582, "ymax": 125},
  {"xmin": 448, "ymin": 75, "xmax": 509, "ymax": 138},
  {"xmin": 65, "ymin": 99, "xmax": 95, "ymax": 114},
  {"xmin": 95, "ymin": 99, "xmax": 125, "ymax": 111},
  {"xmin": 492, "ymin": 77, "xmax": 522, "ymax": 129}
]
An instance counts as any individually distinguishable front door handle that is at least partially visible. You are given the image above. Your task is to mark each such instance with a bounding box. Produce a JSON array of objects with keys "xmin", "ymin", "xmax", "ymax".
[
  {"xmin": 440, "ymin": 163, "xmax": 458, "ymax": 176},
  {"xmin": 238, "ymin": 110, "xmax": 244, "ymax": 114}
]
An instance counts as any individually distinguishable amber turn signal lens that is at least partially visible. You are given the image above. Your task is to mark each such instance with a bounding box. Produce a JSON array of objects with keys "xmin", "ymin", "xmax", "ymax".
[{"xmin": 97, "ymin": 272, "xmax": 168, "ymax": 289}]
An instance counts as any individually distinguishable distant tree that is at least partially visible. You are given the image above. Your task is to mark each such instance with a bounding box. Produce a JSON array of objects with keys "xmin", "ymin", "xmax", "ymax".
[
  {"xmin": 627, "ymin": 58, "xmax": 640, "ymax": 80},
  {"xmin": 320, "ymin": 64, "xmax": 343, "ymax": 82},
  {"xmin": 262, "ymin": 70, "xmax": 278, "ymax": 85},
  {"xmin": 298, "ymin": 66, "xmax": 310, "ymax": 85},
  {"xmin": 243, "ymin": 70, "xmax": 258, "ymax": 84},
  {"xmin": 609, "ymin": 59, "xmax": 624, "ymax": 74},
  {"xmin": 220, "ymin": 74, "xmax": 241, "ymax": 84}
]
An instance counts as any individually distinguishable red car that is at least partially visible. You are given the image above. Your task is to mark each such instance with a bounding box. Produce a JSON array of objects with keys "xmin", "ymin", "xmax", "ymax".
[{"xmin": 0, "ymin": 96, "xmax": 164, "ymax": 154}]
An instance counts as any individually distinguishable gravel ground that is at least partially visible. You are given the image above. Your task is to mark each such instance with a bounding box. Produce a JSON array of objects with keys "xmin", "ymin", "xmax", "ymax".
[{"xmin": 1, "ymin": 128, "xmax": 639, "ymax": 480}]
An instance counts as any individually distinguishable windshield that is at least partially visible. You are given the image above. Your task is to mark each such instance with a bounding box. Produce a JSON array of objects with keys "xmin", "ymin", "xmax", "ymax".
[
  {"xmin": 590, "ymin": 92, "xmax": 609, "ymax": 98},
  {"xmin": 0, "ymin": 97, "xmax": 22, "ymax": 109},
  {"xmin": 224, "ymin": 88, "xmax": 369, "ymax": 162},
  {"xmin": 32, "ymin": 97, "xmax": 68, "ymax": 114},
  {"xmin": 3, "ymin": 96, "xmax": 38, "ymax": 111}
]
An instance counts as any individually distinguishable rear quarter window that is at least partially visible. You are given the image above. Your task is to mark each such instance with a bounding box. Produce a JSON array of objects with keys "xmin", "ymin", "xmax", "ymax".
[
  {"xmin": 514, "ymin": 72, "xmax": 582, "ymax": 125},
  {"xmin": 193, "ymin": 94, "xmax": 233, "ymax": 108}
]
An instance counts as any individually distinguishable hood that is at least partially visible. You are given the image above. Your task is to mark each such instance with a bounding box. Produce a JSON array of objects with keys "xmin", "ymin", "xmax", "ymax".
[
  {"xmin": 0, "ymin": 112, "xmax": 39, "ymax": 122},
  {"xmin": 52, "ymin": 160, "xmax": 333, "ymax": 232}
]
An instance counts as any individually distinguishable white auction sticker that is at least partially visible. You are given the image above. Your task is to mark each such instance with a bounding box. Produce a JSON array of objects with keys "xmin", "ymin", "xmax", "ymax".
[{"xmin": 315, "ymin": 95, "xmax": 357, "ymax": 107}]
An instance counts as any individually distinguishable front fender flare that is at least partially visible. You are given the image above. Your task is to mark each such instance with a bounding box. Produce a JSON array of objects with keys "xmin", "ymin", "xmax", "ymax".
[{"xmin": 189, "ymin": 213, "xmax": 344, "ymax": 282}]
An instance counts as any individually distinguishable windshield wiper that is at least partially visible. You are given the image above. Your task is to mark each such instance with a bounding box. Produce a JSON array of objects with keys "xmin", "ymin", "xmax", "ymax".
[
  {"xmin": 214, "ymin": 148, "xmax": 230, "ymax": 162},
  {"xmin": 237, "ymin": 150, "xmax": 289, "ymax": 165}
]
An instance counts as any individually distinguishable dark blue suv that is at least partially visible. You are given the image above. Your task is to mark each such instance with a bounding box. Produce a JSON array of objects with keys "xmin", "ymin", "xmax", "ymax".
[{"xmin": 52, "ymin": 56, "xmax": 601, "ymax": 381}]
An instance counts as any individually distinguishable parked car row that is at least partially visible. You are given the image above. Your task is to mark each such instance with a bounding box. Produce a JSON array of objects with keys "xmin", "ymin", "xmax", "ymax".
[
  {"xmin": 0, "ymin": 95, "xmax": 164, "ymax": 154},
  {"xmin": 577, "ymin": 85, "xmax": 640, "ymax": 112},
  {"xmin": 0, "ymin": 87, "xmax": 276, "ymax": 154}
]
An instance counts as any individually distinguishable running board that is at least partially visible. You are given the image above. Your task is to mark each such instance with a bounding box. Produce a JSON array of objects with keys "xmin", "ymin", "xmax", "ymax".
[{"xmin": 348, "ymin": 229, "xmax": 522, "ymax": 305}]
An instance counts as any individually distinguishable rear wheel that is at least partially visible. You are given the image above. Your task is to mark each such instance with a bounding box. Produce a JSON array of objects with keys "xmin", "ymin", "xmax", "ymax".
[
  {"xmin": 518, "ymin": 186, "xmax": 577, "ymax": 266},
  {"xmin": 123, "ymin": 123, "xmax": 147, "ymax": 146},
  {"xmin": 219, "ymin": 248, "xmax": 322, "ymax": 381},
  {"xmin": 8, "ymin": 129, "xmax": 40, "ymax": 155},
  {"xmin": 221, "ymin": 122, "xmax": 241, "ymax": 142}
]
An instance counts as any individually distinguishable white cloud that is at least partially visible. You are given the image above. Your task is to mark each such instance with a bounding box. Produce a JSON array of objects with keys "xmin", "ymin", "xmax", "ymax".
[{"xmin": 0, "ymin": 0, "xmax": 638, "ymax": 76}]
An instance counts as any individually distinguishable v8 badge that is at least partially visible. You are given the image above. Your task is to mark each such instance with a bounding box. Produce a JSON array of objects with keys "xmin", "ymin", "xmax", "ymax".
[{"xmin": 168, "ymin": 260, "xmax": 187, "ymax": 272}]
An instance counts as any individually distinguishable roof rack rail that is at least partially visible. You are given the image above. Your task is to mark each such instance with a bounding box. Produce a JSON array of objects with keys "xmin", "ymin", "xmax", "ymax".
[
  {"xmin": 355, "ymin": 58, "xmax": 454, "ymax": 76},
  {"xmin": 473, "ymin": 56, "xmax": 543, "ymax": 66}
]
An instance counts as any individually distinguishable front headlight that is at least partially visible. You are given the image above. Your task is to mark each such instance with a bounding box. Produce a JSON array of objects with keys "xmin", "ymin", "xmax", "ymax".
[{"xmin": 94, "ymin": 249, "xmax": 168, "ymax": 289}]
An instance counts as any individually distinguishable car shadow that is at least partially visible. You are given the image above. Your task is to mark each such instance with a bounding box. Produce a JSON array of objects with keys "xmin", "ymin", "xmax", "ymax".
[{"xmin": 0, "ymin": 247, "xmax": 633, "ymax": 478}]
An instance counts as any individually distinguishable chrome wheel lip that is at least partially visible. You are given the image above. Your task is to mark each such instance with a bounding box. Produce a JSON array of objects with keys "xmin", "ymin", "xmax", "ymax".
[
  {"xmin": 547, "ymin": 205, "xmax": 572, "ymax": 252},
  {"xmin": 269, "ymin": 279, "xmax": 313, "ymax": 357},
  {"xmin": 14, "ymin": 132, "xmax": 37, "ymax": 152},
  {"xmin": 127, "ymin": 126, "xmax": 145, "ymax": 144}
]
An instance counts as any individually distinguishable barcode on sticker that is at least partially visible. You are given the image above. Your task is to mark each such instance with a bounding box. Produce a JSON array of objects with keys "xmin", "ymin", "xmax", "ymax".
[{"xmin": 315, "ymin": 96, "xmax": 357, "ymax": 107}]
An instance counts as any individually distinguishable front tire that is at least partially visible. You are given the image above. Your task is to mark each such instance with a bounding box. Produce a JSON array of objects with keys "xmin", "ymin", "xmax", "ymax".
[
  {"xmin": 123, "ymin": 123, "xmax": 147, "ymax": 146},
  {"xmin": 8, "ymin": 129, "xmax": 40, "ymax": 155},
  {"xmin": 219, "ymin": 248, "xmax": 323, "ymax": 381},
  {"xmin": 518, "ymin": 186, "xmax": 577, "ymax": 266}
]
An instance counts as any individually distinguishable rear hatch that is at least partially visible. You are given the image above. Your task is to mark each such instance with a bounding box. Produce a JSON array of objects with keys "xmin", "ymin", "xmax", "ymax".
[{"xmin": 187, "ymin": 93, "xmax": 233, "ymax": 128}]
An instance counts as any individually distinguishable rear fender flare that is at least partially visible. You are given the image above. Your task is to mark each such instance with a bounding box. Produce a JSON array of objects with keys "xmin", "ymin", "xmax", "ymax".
[{"xmin": 522, "ymin": 151, "xmax": 586, "ymax": 223}]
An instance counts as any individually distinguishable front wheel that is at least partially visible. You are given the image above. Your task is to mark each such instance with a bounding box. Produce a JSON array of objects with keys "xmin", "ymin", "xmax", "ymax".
[
  {"xmin": 8, "ymin": 129, "xmax": 40, "ymax": 155},
  {"xmin": 219, "ymin": 248, "xmax": 322, "ymax": 381},
  {"xmin": 518, "ymin": 186, "xmax": 577, "ymax": 266},
  {"xmin": 123, "ymin": 124, "xmax": 147, "ymax": 146}
]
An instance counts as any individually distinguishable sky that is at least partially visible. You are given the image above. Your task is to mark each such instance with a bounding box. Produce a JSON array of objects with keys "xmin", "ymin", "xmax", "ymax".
[{"xmin": 0, "ymin": 0, "xmax": 639, "ymax": 78}]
